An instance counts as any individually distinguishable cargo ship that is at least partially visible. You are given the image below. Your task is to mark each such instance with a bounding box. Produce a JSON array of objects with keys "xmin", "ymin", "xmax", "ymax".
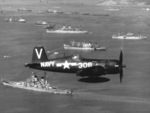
[
  {"xmin": 46, "ymin": 26, "xmax": 88, "ymax": 34},
  {"xmin": 64, "ymin": 41, "xmax": 106, "ymax": 51},
  {"xmin": 112, "ymin": 33, "xmax": 147, "ymax": 40}
]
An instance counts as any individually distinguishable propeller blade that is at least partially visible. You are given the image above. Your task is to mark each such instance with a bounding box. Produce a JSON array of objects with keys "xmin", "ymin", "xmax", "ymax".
[
  {"xmin": 120, "ymin": 68, "xmax": 123, "ymax": 83},
  {"xmin": 119, "ymin": 50, "xmax": 123, "ymax": 65},
  {"xmin": 119, "ymin": 50, "xmax": 125, "ymax": 83}
]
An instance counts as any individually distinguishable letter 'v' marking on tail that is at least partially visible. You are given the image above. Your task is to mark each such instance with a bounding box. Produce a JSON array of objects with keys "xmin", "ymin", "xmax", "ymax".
[
  {"xmin": 32, "ymin": 46, "xmax": 48, "ymax": 63},
  {"xmin": 35, "ymin": 48, "xmax": 43, "ymax": 59}
]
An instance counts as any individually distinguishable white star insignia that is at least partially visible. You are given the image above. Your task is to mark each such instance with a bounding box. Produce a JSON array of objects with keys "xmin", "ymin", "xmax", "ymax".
[{"xmin": 63, "ymin": 60, "xmax": 70, "ymax": 69}]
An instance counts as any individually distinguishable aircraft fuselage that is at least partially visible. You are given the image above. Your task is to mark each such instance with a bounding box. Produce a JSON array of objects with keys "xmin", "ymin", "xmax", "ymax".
[{"xmin": 26, "ymin": 58, "xmax": 120, "ymax": 76}]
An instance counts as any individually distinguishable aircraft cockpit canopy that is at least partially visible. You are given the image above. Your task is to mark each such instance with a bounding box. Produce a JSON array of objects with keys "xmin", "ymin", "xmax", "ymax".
[{"xmin": 72, "ymin": 55, "xmax": 82, "ymax": 61}]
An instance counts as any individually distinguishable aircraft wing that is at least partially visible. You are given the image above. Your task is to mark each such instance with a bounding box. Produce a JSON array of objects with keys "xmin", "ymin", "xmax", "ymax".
[{"xmin": 76, "ymin": 66, "xmax": 105, "ymax": 77}]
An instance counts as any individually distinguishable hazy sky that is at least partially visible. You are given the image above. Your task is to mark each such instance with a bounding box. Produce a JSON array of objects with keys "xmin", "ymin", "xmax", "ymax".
[{"xmin": 1, "ymin": 0, "xmax": 150, "ymax": 5}]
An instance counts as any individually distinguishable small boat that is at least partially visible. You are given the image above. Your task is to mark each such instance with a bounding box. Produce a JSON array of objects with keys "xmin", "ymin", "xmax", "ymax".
[
  {"xmin": 64, "ymin": 41, "xmax": 106, "ymax": 51},
  {"xmin": 35, "ymin": 21, "xmax": 48, "ymax": 26},
  {"xmin": 18, "ymin": 18, "xmax": 26, "ymax": 23},
  {"xmin": 4, "ymin": 17, "xmax": 12, "ymax": 22},
  {"xmin": 1, "ymin": 79, "xmax": 72, "ymax": 95},
  {"xmin": 112, "ymin": 33, "xmax": 147, "ymax": 40},
  {"xmin": 46, "ymin": 9, "xmax": 58, "ymax": 13},
  {"xmin": 44, "ymin": 24, "xmax": 55, "ymax": 29},
  {"xmin": 18, "ymin": 8, "xmax": 32, "ymax": 12},
  {"xmin": 4, "ymin": 17, "xmax": 26, "ymax": 23},
  {"xmin": 46, "ymin": 26, "xmax": 88, "ymax": 34}
]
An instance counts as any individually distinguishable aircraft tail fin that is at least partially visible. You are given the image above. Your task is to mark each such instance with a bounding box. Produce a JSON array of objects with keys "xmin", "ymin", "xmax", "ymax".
[{"xmin": 32, "ymin": 46, "xmax": 48, "ymax": 63}]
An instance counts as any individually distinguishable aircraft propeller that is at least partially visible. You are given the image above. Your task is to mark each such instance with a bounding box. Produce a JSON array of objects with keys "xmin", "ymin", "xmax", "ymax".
[{"xmin": 119, "ymin": 50, "xmax": 126, "ymax": 83}]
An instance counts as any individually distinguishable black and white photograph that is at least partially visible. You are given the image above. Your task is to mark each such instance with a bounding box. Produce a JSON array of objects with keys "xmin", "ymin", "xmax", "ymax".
[{"xmin": 0, "ymin": 0, "xmax": 150, "ymax": 113}]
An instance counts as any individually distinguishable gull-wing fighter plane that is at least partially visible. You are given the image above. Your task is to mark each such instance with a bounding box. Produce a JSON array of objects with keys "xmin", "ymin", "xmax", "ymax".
[{"xmin": 25, "ymin": 46, "xmax": 126, "ymax": 83}]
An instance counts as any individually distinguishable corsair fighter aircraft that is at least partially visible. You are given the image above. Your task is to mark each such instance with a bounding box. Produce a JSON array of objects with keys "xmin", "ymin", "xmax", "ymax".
[{"xmin": 25, "ymin": 46, "xmax": 126, "ymax": 83}]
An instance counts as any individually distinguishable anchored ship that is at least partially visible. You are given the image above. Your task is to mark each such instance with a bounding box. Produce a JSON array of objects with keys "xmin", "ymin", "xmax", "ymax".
[
  {"xmin": 34, "ymin": 21, "xmax": 48, "ymax": 26},
  {"xmin": 4, "ymin": 17, "xmax": 26, "ymax": 23},
  {"xmin": 46, "ymin": 26, "xmax": 88, "ymax": 34},
  {"xmin": 18, "ymin": 18, "xmax": 26, "ymax": 23},
  {"xmin": 1, "ymin": 78, "xmax": 72, "ymax": 95},
  {"xmin": 112, "ymin": 33, "xmax": 147, "ymax": 40},
  {"xmin": 64, "ymin": 41, "xmax": 106, "ymax": 51}
]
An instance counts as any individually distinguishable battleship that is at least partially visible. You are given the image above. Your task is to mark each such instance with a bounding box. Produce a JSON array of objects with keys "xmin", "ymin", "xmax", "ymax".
[{"xmin": 1, "ymin": 78, "xmax": 72, "ymax": 95}]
